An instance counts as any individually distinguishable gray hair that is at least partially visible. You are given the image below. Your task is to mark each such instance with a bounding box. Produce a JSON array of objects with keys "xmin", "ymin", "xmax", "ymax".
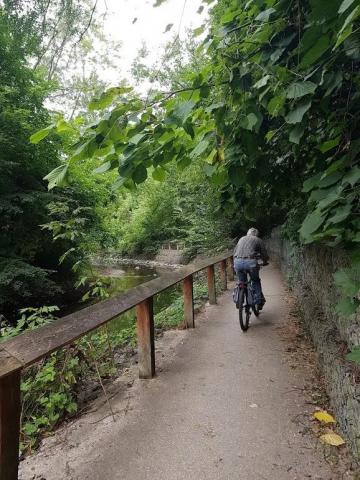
[{"xmin": 247, "ymin": 228, "xmax": 259, "ymax": 237}]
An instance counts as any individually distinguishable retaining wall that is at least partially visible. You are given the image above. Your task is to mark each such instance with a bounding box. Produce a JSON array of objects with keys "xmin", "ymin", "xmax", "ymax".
[{"xmin": 267, "ymin": 227, "xmax": 360, "ymax": 459}]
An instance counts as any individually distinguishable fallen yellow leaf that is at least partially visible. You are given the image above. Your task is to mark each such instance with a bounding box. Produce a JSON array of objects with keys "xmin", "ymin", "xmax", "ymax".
[
  {"xmin": 320, "ymin": 432, "xmax": 345, "ymax": 446},
  {"xmin": 313, "ymin": 410, "xmax": 336, "ymax": 424}
]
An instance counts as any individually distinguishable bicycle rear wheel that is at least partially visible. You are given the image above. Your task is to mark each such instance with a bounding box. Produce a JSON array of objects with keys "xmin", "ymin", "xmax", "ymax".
[{"xmin": 238, "ymin": 288, "xmax": 250, "ymax": 332}]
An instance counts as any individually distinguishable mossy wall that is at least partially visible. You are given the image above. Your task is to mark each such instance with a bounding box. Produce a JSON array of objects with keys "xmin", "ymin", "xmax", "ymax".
[{"xmin": 268, "ymin": 228, "xmax": 360, "ymax": 460}]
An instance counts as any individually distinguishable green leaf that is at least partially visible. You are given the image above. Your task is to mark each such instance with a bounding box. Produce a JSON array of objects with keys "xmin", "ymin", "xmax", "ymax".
[
  {"xmin": 336, "ymin": 298, "xmax": 359, "ymax": 316},
  {"xmin": 92, "ymin": 161, "xmax": 112, "ymax": 174},
  {"xmin": 255, "ymin": 8, "xmax": 276, "ymax": 22},
  {"xmin": 346, "ymin": 346, "xmax": 360, "ymax": 363},
  {"xmin": 317, "ymin": 190, "xmax": 343, "ymax": 210},
  {"xmin": 194, "ymin": 26, "xmax": 205, "ymax": 37},
  {"xmin": 132, "ymin": 165, "xmax": 148, "ymax": 184},
  {"xmin": 267, "ymin": 95, "xmax": 285, "ymax": 116},
  {"xmin": 228, "ymin": 164, "xmax": 243, "ymax": 186},
  {"xmin": 190, "ymin": 139, "xmax": 210, "ymax": 158},
  {"xmin": 286, "ymin": 81, "xmax": 317, "ymax": 99},
  {"xmin": 266, "ymin": 130, "xmax": 277, "ymax": 141},
  {"xmin": 56, "ymin": 119, "xmax": 75, "ymax": 134},
  {"xmin": 89, "ymin": 87, "xmax": 132, "ymax": 111},
  {"xmin": 334, "ymin": 7, "xmax": 360, "ymax": 49},
  {"xmin": 248, "ymin": 112, "xmax": 259, "ymax": 130},
  {"xmin": 129, "ymin": 133, "xmax": 147, "ymax": 145},
  {"xmin": 342, "ymin": 166, "xmax": 360, "ymax": 186},
  {"xmin": 43, "ymin": 164, "xmax": 69, "ymax": 190},
  {"xmin": 270, "ymin": 48, "xmax": 285, "ymax": 63},
  {"xmin": 303, "ymin": 173, "xmax": 322, "ymax": 192},
  {"xmin": 289, "ymin": 124, "xmax": 305, "ymax": 144},
  {"xmin": 285, "ymin": 98, "xmax": 312, "ymax": 124},
  {"xmin": 334, "ymin": 24, "xmax": 354, "ymax": 49},
  {"xmin": 333, "ymin": 270, "xmax": 359, "ymax": 296},
  {"xmin": 299, "ymin": 209, "xmax": 326, "ymax": 238},
  {"xmin": 203, "ymin": 163, "xmax": 216, "ymax": 177},
  {"xmin": 152, "ymin": 167, "xmax": 166, "ymax": 182},
  {"xmin": 339, "ymin": 0, "xmax": 356, "ymax": 13},
  {"xmin": 319, "ymin": 171, "xmax": 343, "ymax": 188},
  {"xmin": 253, "ymin": 75, "xmax": 271, "ymax": 89},
  {"xmin": 317, "ymin": 137, "xmax": 340, "ymax": 153},
  {"xmin": 300, "ymin": 36, "xmax": 330, "ymax": 67},
  {"xmin": 326, "ymin": 203, "xmax": 352, "ymax": 224},
  {"xmin": 173, "ymin": 100, "xmax": 195, "ymax": 122},
  {"xmin": 30, "ymin": 125, "xmax": 54, "ymax": 144}
]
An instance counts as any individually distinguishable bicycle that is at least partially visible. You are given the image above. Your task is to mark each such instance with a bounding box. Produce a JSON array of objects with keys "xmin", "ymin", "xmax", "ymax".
[{"xmin": 233, "ymin": 262, "xmax": 265, "ymax": 332}]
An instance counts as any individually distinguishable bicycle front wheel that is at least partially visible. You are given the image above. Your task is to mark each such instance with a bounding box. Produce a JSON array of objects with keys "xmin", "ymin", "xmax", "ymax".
[{"xmin": 238, "ymin": 288, "xmax": 250, "ymax": 332}]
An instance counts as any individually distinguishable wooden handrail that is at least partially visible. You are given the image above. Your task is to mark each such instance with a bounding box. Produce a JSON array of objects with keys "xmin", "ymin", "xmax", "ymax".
[
  {"xmin": 0, "ymin": 250, "xmax": 232, "ymax": 377},
  {"xmin": 0, "ymin": 250, "xmax": 234, "ymax": 480}
]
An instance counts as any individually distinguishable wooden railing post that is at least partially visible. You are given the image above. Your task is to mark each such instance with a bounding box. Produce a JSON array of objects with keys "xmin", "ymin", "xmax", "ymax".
[
  {"xmin": 136, "ymin": 298, "xmax": 155, "ymax": 379},
  {"xmin": 220, "ymin": 260, "xmax": 227, "ymax": 290},
  {"xmin": 207, "ymin": 265, "xmax": 216, "ymax": 304},
  {"xmin": 183, "ymin": 275, "xmax": 194, "ymax": 328},
  {"xmin": 227, "ymin": 256, "xmax": 235, "ymax": 281},
  {"xmin": 0, "ymin": 371, "xmax": 21, "ymax": 480}
]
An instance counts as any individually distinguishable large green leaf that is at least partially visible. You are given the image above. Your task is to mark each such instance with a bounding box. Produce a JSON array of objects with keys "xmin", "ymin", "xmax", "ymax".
[
  {"xmin": 326, "ymin": 203, "xmax": 352, "ymax": 224},
  {"xmin": 299, "ymin": 209, "xmax": 326, "ymax": 238},
  {"xmin": 319, "ymin": 171, "xmax": 343, "ymax": 188},
  {"xmin": 339, "ymin": 0, "xmax": 356, "ymax": 13},
  {"xmin": 89, "ymin": 86, "xmax": 133, "ymax": 111},
  {"xmin": 303, "ymin": 173, "xmax": 322, "ymax": 192},
  {"xmin": 253, "ymin": 75, "xmax": 271, "ymax": 89},
  {"xmin": 173, "ymin": 101, "xmax": 196, "ymax": 122},
  {"xmin": 342, "ymin": 166, "xmax": 360, "ymax": 186},
  {"xmin": 132, "ymin": 164, "xmax": 148, "ymax": 184},
  {"xmin": 43, "ymin": 164, "xmax": 69, "ymax": 190},
  {"xmin": 190, "ymin": 139, "xmax": 210, "ymax": 158},
  {"xmin": 300, "ymin": 36, "xmax": 330, "ymax": 67},
  {"xmin": 285, "ymin": 99, "xmax": 312, "ymax": 124},
  {"xmin": 317, "ymin": 137, "xmax": 340, "ymax": 153},
  {"xmin": 267, "ymin": 95, "xmax": 285, "ymax": 116},
  {"xmin": 334, "ymin": 6, "xmax": 360, "ymax": 49},
  {"xmin": 317, "ymin": 190, "xmax": 343, "ymax": 210},
  {"xmin": 286, "ymin": 81, "xmax": 317, "ymax": 99},
  {"xmin": 30, "ymin": 125, "xmax": 54, "ymax": 144},
  {"xmin": 152, "ymin": 167, "xmax": 166, "ymax": 182},
  {"xmin": 289, "ymin": 124, "xmax": 305, "ymax": 144},
  {"xmin": 255, "ymin": 8, "xmax": 276, "ymax": 22}
]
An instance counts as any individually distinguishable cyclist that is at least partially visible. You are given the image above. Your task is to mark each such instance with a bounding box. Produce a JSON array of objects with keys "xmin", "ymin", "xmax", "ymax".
[{"xmin": 233, "ymin": 228, "xmax": 269, "ymax": 309}]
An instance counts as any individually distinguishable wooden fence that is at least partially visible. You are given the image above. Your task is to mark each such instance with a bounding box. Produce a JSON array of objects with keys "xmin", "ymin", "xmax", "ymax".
[{"xmin": 0, "ymin": 251, "xmax": 234, "ymax": 479}]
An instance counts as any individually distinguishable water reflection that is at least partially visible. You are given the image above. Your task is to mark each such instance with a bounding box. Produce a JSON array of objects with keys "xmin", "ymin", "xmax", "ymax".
[{"xmin": 95, "ymin": 263, "xmax": 181, "ymax": 331}]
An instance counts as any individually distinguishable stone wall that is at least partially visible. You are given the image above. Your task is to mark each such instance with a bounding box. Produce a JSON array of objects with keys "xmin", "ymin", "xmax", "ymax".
[{"xmin": 267, "ymin": 228, "xmax": 360, "ymax": 459}]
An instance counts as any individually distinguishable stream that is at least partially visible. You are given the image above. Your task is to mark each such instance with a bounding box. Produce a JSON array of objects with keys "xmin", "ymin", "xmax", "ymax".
[{"xmin": 94, "ymin": 263, "xmax": 180, "ymax": 331}]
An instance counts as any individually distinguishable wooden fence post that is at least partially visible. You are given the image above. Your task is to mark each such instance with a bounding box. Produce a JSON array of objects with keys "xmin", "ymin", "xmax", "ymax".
[
  {"xmin": 183, "ymin": 275, "xmax": 194, "ymax": 328},
  {"xmin": 0, "ymin": 371, "xmax": 21, "ymax": 480},
  {"xmin": 207, "ymin": 265, "xmax": 216, "ymax": 304},
  {"xmin": 136, "ymin": 298, "xmax": 155, "ymax": 379},
  {"xmin": 220, "ymin": 260, "xmax": 227, "ymax": 290},
  {"xmin": 227, "ymin": 256, "xmax": 235, "ymax": 281}
]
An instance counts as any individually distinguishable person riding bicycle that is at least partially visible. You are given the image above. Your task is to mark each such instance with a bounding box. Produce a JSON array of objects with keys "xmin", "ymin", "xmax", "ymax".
[{"xmin": 233, "ymin": 228, "xmax": 269, "ymax": 309}]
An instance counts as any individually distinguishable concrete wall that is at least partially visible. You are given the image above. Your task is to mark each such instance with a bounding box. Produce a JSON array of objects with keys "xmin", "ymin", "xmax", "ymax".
[
  {"xmin": 154, "ymin": 248, "xmax": 188, "ymax": 265},
  {"xmin": 267, "ymin": 228, "xmax": 360, "ymax": 459}
]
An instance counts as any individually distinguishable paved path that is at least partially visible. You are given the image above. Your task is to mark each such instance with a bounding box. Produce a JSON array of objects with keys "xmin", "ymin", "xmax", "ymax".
[{"xmin": 21, "ymin": 266, "xmax": 336, "ymax": 480}]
